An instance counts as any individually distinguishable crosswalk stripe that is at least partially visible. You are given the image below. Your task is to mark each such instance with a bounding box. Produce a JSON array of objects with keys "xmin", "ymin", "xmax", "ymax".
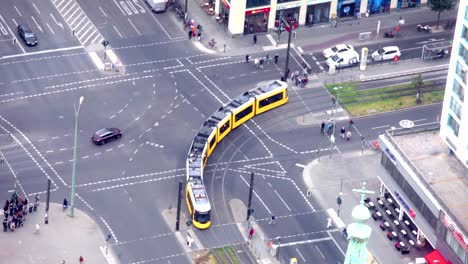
[
  {"xmin": 69, "ymin": 12, "xmax": 83, "ymax": 26},
  {"xmin": 59, "ymin": 0, "xmax": 73, "ymax": 13},
  {"xmin": 81, "ymin": 30, "xmax": 97, "ymax": 45},
  {"xmin": 67, "ymin": 7, "xmax": 80, "ymax": 21},
  {"xmin": 62, "ymin": 3, "xmax": 77, "ymax": 17},
  {"xmin": 78, "ymin": 27, "xmax": 94, "ymax": 41}
]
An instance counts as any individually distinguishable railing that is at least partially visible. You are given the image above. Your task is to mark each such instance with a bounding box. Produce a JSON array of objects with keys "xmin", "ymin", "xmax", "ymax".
[{"xmin": 383, "ymin": 122, "xmax": 468, "ymax": 236}]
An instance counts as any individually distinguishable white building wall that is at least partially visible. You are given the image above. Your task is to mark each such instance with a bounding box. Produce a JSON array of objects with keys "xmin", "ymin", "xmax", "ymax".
[{"xmin": 440, "ymin": 1, "xmax": 468, "ymax": 170}]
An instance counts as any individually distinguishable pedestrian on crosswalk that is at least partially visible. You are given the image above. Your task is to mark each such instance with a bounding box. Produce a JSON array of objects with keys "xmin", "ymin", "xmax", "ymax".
[
  {"xmin": 253, "ymin": 34, "xmax": 257, "ymax": 45},
  {"xmin": 249, "ymin": 227, "xmax": 254, "ymax": 239},
  {"xmin": 269, "ymin": 215, "xmax": 276, "ymax": 225},
  {"xmin": 274, "ymin": 54, "xmax": 279, "ymax": 64}
]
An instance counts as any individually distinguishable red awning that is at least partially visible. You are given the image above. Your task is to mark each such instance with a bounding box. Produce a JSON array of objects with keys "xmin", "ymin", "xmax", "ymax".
[{"xmin": 425, "ymin": 250, "xmax": 449, "ymax": 264}]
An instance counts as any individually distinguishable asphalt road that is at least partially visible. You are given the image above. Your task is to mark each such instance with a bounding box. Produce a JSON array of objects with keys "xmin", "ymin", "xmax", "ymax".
[{"xmin": 0, "ymin": 1, "xmax": 449, "ymax": 264}]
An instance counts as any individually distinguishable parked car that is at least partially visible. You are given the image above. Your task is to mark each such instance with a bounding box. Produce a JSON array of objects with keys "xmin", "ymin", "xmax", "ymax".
[
  {"xmin": 323, "ymin": 44, "xmax": 354, "ymax": 59},
  {"xmin": 372, "ymin": 46, "xmax": 401, "ymax": 61},
  {"xmin": 17, "ymin": 24, "xmax": 38, "ymax": 46},
  {"xmin": 92, "ymin": 128, "xmax": 122, "ymax": 145},
  {"xmin": 327, "ymin": 50, "xmax": 360, "ymax": 69},
  {"xmin": 145, "ymin": 0, "xmax": 167, "ymax": 12}
]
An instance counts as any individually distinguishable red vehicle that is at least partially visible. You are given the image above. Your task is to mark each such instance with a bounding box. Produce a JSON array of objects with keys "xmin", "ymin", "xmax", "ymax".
[{"xmin": 92, "ymin": 128, "xmax": 122, "ymax": 145}]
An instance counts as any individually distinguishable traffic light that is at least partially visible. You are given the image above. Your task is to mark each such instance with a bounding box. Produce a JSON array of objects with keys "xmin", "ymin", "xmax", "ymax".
[{"xmin": 337, "ymin": 196, "xmax": 342, "ymax": 205}]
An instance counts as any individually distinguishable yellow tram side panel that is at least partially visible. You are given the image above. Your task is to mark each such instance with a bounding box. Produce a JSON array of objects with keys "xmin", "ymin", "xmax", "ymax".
[
  {"xmin": 216, "ymin": 113, "xmax": 232, "ymax": 143},
  {"xmin": 255, "ymin": 87, "xmax": 288, "ymax": 115},
  {"xmin": 231, "ymin": 97, "xmax": 255, "ymax": 129}
]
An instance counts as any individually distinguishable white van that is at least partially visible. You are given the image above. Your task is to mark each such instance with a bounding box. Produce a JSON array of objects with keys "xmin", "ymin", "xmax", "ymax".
[
  {"xmin": 327, "ymin": 50, "xmax": 360, "ymax": 69},
  {"xmin": 145, "ymin": 0, "xmax": 167, "ymax": 12}
]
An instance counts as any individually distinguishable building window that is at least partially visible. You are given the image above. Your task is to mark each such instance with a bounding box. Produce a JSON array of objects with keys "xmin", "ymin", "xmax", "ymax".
[
  {"xmin": 450, "ymin": 96, "xmax": 463, "ymax": 119},
  {"xmin": 277, "ymin": 0, "xmax": 298, "ymax": 3},
  {"xmin": 456, "ymin": 61, "xmax": 467, "ymax": 84},
  {"xmin": 463, "ymin": 25, "xmax": 468, "ymax": 42},
  {"xmin": 460, "ymin": 45, "xmax": 468, "ymax": 65},
  {"xmin": 447, "ymin": 114, "xmax": 460, "ymax": 136},
  {"xmin": 246, "ymin": 0, "xmax": 270, "ymax": 8},
  {"xmin": 453, "ymin": 79, "xmax": 465, "ymax": 101}
]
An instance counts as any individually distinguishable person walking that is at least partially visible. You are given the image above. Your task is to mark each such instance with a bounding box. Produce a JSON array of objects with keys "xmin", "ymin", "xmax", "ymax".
[
  {"xmin": 340, "ymin": 127, "xmax": 346, "ymax": 138},
  {"xmin": 327, "ymin": 122, "xmax": 333, "ymax": 134},
  {"xmin": 188, "ymin": 30, "xmax": 192, "ymax": 40},
  {"xmin": 248, "ymin": 227, "xmax": 254, "ymax": 239},
  {"xmin": 269, "ymin": 215, "xmax": 276, "ymax": 225},
  {"xmin": 253, "ymin": 34, "xmax": 257, "ymax": 45},
  {"xmin": 79, "ymin": 256, "xmax": 84, "ymax": 264},
  {"xmin": 63, "ymin": 198, "xmax": 68, "ymax": 211},
  {"xmin": 2, "ymin": 218, "xmax": 7, "ymax": 232},
  {"xmin": 326, "ymin": 217, "xmax": 332, "ymax": 228},
  {"xmin": 348, "ymin": 119, "xmax": 354, "ymax": 129},
  {"xmin": 346, "ymin": 130, "xmax": 352, "ymax": 141},
  {"xmin": 320, "ymin": 121, "xmax": 325, "ymax": 133},
  {"xmin": 246, "ymin": 55, "xmax": 250, "ymax": 63},
  {"xmin": 274, "ymin": 54, "xmax": 279, "ymax": 64},
  {"xmin": 285, "ymin": 68, "xmax": 290, "ymax": 80}
]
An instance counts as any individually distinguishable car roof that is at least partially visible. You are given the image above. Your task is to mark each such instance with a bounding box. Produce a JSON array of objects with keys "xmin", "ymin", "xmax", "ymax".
[
  {"xmin": 336, "ymin": 50, "xmax": 358, "ymax": 57},
  {"xmin": 334, "ymin": 44, "xmax": 351, "ymax": 49},
  {"xmin": 96, "ymin": 128, "xmax": 114, "ymax": 136},
  {"xmin": 382, "ymin": 46, "xmax": 399, "ymax": 51}
]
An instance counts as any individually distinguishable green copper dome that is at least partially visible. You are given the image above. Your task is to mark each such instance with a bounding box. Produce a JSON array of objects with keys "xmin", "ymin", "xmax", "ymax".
[{"xmin": 351, "ymin": 203, "xmax": 371, "ymax": 223}]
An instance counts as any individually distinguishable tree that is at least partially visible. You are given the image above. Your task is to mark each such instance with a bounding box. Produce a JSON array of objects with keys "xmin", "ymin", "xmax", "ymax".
[
  {"xmin": 428, "ymin": 0, "xmax": 456, "ymax": 29},
  {"xmin": 411, "ymin": 74, "xmax": 424, "ymax": 104}
]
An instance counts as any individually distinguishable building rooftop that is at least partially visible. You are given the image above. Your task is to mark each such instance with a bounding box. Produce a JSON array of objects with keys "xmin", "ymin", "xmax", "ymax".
[{"xmin": 390, "ymin": 127, "xmax": 468, "ymax": 233}]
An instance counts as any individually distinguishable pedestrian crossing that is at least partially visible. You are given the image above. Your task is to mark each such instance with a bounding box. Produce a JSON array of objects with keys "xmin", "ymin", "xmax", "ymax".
[{"xmin": 50, "ymin": 0, "xmax": 103, "ymax": 47}]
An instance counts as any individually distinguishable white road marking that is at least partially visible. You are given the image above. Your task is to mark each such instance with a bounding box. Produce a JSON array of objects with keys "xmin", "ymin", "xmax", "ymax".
[
  {"xmin": 99, "ymin": 217, "xmax": 119, "ymax": 243},
  {"xmin": 109, "ymin": 114, "xmax": 116, "ymax": 119},
  {"xmin": 99, "ymin": 6, "xmax": 108, "ymax": 17},
  {"xmin": 413, "ymin": 118, "xmax": 427, "ymax": 123},
  {"xmin": 296, "ymin": 248, "xmax": 306, "ymax": 262},
  {"xmin": 266, "ymin": 34, "xmax": 276, "ymax": 46},
  {"xmin": 113, "ymin": 0, "xmax": 126, "ymax": 15},
  {"xmin": 327, "ymin": 231, "xmax": 346, "ymax": 257},
  {"xmin": 82, "ymin": 155, "xmax": 89, "ymax": 159},
  {"xmin": 297, "ymin": 46, "xmax": 304, "ymax": 53},
  {"xmin": 55, "ymin": 161, "xmax": 63, "ymax": 165},
  {"xmin": 113, "ymin": 25, "xmax": 123, "ymax": 38},
  {"xmin": 371, "ymin": 124, "xmax": 389, "ymax": 130},
  {"xmin": 59, "ymin": 148, "xmax": 67, "ymax": 151},
  {"xmin": 46, "ymin": 150, "xmax": 54, "ymax": 153},
  {"xmin": 31, "ymin": 16, "xmax": 43, "ymax": 32},
  {"xmin": 117, "ymin": 144, "xmax": 125, "ymax": 148},
  {"xmin": 326, "ymin": 208, "xmax": 345, "ymax": 228},
  {"xmin": 1, "ymin": 45, "xmax": 83, "ymax": 59},
  {"xmin": 280, "ymin": 237, "xmax": 331, "ymax": 247},
  {"xmin": 315, "ymin": 245, "xmax": 325, "ymax": 259},
  {"xmin": 106, "ymin": 148, "xmax": 113, "ymax": 152},
  {"xmin": 46, "ymin": 23, "xmax": 55, "ymax": 34},
  {"xmin": 14, "ymin": 6, "xmax": 22, "ymax": 16},
  {"xmin": 94, "ymin": 152, "xmax": 102, "ymax": 156},
  {"xmin": 32, "ymin": 3, "xmax": 41, "ymax": 14},
  {"xmin": 88, "ymin": 51, "xmax": 104, "ymax": 70},
  {"xmin": 240, "ymin": 175, "xmax": 271, "ymax": 214},
  {"xmin": 295, "ymin": 163, "xmax": 305, "ymax": 168},
  {"xmin": 274, "ymin": 190, "xmax": 291, "ymax": 211}
]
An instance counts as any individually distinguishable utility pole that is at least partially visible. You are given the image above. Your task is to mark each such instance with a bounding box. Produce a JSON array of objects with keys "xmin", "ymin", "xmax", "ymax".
[
  {"xmin": 105, "ymin": 234, "xmax": 112, "ymax": 255},
  {"xmin": 70, "ymin": 96, "xmax": 84, "ymax": 218},
  {"xmin": 279, "ymin": 13, "xmax": 293, "ymax": 81},
  {"xmin": 184, "ymin": 0, "xmax": 188, "ymax": 18},
  {"xmin": 176, "ymin": 180, "xmax": 183, "ymax": 231},
  {"xmin": 246, "ymin": 172, "xmax": 255, "ymax": 221}
]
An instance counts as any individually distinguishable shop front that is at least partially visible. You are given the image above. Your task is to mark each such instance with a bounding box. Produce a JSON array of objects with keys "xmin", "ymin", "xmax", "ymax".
[
  {"xmin": 367, "ymin": 0, "xmax": 391, "ymax": 14},
  {"xmin": 220, "ymin": 0, "xmax": 230, "ymax": 27},
  {"xmin": 275, "ymin": 1, "xmax": 301, "ymax": 31},
  {"xmin": 337, "ymin": 0, "xmax": 360, "ymax": 17},
  {"xmin": 305, "ymin": 1, "xmax": 331, "ymax": 25},
  {"xmin": 244, "ymin": 7, "xmax": 270, "ymax": 35},
  {"xmin": 397, "ymin": 0, "xmax": 420, "ymax": 10}
]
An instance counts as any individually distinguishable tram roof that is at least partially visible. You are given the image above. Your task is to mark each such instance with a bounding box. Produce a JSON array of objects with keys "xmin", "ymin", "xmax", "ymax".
[
  {"xmin": 251, "ymin": 80, "xmax": 283, "ymax": 95},
  {"xmin": 188, "ymin": 183, "xmax": 210, "ymax": 205},
  {"xmin": 211, "ymin": 106, "xmax": 231, "ymax": 121},
  {"xmin": 198, "ymin": 125, "xmax": 215, "ymax": 138}
]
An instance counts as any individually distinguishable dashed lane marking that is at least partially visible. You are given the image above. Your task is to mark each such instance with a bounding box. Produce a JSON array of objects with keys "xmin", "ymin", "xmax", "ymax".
[
  {"xmin": 89, "ymin": 173, "xmax": 184, "ymax": 192},
  {"xmin": 99, "ymin": 217, "xmax": 119, "ymax": 243},
  {"xmin": 76, "ymin": 193, "xmax": 94, "ymax": 211}
]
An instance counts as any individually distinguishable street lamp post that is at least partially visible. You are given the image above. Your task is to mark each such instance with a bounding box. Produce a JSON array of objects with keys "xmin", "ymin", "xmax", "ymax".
[
  {"xmin": 329, "ymin": 87, "xmax": 342, "ymax": 158},
  {"xmin": 70, "ymin": 96, "xmax": 84, "ymax": 218}
]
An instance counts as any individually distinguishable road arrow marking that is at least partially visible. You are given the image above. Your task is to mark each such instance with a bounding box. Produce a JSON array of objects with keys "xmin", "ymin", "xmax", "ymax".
[{"xmin": 49, "ymin": 13, "xmax": 64, "ymax": 29}]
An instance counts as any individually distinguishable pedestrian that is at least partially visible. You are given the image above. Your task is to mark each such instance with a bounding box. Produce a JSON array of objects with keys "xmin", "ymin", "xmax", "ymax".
[
  {"xmin": 79, "ymin": 256, "xmax": 84, "ymax": 264},
  {"xmin": 248, "ymin": 227, "xmax": 254, "ymax": 239},
  {"xmin": 320, "ymin": 121, "xmax": 325, "ymax": 133},
  {"xmin": 246, "ymin": 55, "xmax": 250, "ymax": 63},
  {"xmin": 340, "ymin": 127, "xmax": 346, "ymax": 138},
  {"xmin": 342, "ymin": 228, "xmax": 348, "ymax": 238},
  {"xmin": 63, "ymin": 198, "xmax": 68, "ymax": 211},
  {"xmin": 10, "ymin": 221, "xmax": 15, "ymax": 232},
  {"xmin": 327, "ymin": 217, "xmax": 332, "ymax": 228},
  {"xmin": 197, "ymin": 31, "xmax": 202, "ymax": 41},
  {"xmin": 259, "ymin": 58, "xmax": 264, "ymax": 69},
  {"xmin": 253, "ymin": 34, "xmax": 257, "ymax": 45},
  {"xmin": 2, "ymin": 218, "xmax": 7, "ymax": 232},
  {"xmin": 34, "ymin": 223, "xmax": 40, "ymax": 235},
  {"xmin": 346, "ymin": 130, "xmax": 352, "ymax": 141},
  {"xmin": 285, "ymin": 68, "xmax": 290, "ymax": 80},
  {"xmin": 348, "ymin": 119, "xmax": 354, "ymax": 128},
  {"xmin": 266, "ymin": 53, "xmax": 270, "ymax": 64},
  {"xmin": 269, "ymin": 215, "xmax": 276, "ymax": 225},
  {"xmin": 188, "ymin": 30, "xmax": 192, "ymax": 40},
  {"xmin": 295, "ymin": 75, "xmax": 300, "ymax": 86},
  {"xmin": 274, "ymin": 54, "xmax": 279, "ymax": 64},
  {"xmin": 186, "ymin": 233, "xmax": 194, "ymax": 248},
  {"xmin": 327, "ymin": 123, "xmax": 333, "ymax": 134}
]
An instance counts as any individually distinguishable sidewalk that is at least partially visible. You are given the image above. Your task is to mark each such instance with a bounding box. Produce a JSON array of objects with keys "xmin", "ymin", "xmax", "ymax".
[
  {"xmin": 0, "ymin": 203, "xmax": 117, "ymax": 264},
  {"xmin": 185, "ymin": 4, "xmax": 457, "ymax": 56},
  {"xmin": 303, "ymin": 151, "xmax": 427, "ymax": 264}
]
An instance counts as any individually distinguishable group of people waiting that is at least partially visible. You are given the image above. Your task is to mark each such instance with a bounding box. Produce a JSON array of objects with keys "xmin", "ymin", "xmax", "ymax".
[{"xmin": 2, "ymin": 192, "xmax": 39, "ymax": 232}]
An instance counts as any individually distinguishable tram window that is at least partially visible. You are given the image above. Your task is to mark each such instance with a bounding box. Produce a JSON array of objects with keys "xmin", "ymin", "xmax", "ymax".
[
  {"xmin": 195, "ymin": 211, "xmax": 211, "ymax": 223},
  {"xmin": 209, "ymin": 136, "xmax": 216, "ymax": 149},
  {"xmin": 235, "ymin": 105, "xmax": 253, "ymax": 121},
  {"xmin": 259, "ymin": 92, "xmax": 283, "ymax": 108},
  {"xmin": 219, "ymin": 120, "xmax": 230, "ymax": 134}
]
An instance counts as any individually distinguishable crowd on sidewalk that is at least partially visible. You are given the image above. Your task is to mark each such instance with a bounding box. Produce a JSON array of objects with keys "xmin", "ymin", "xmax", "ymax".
[
  {"xmin": 2, "ymin": 192, "xmax": 39, "ymax": 232},
  {"xmin": 320, "ymin": 119, "xmax": 354, "ymax": 141}
]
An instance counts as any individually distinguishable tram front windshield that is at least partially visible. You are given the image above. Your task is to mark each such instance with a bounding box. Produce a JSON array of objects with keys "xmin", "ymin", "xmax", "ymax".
[{"xmin": 195, "ymin": 211, "xmax": 210, "ymax": 223}]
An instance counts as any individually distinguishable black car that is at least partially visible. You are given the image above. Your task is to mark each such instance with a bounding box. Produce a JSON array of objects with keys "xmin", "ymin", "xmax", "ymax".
[
  {"xmin": 17, "ymin": 24, "xmax": 38, "ymax": 46},
  {"xmin": 92, "ymin": 128, "xmax": 122, "ymax": 145}
]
